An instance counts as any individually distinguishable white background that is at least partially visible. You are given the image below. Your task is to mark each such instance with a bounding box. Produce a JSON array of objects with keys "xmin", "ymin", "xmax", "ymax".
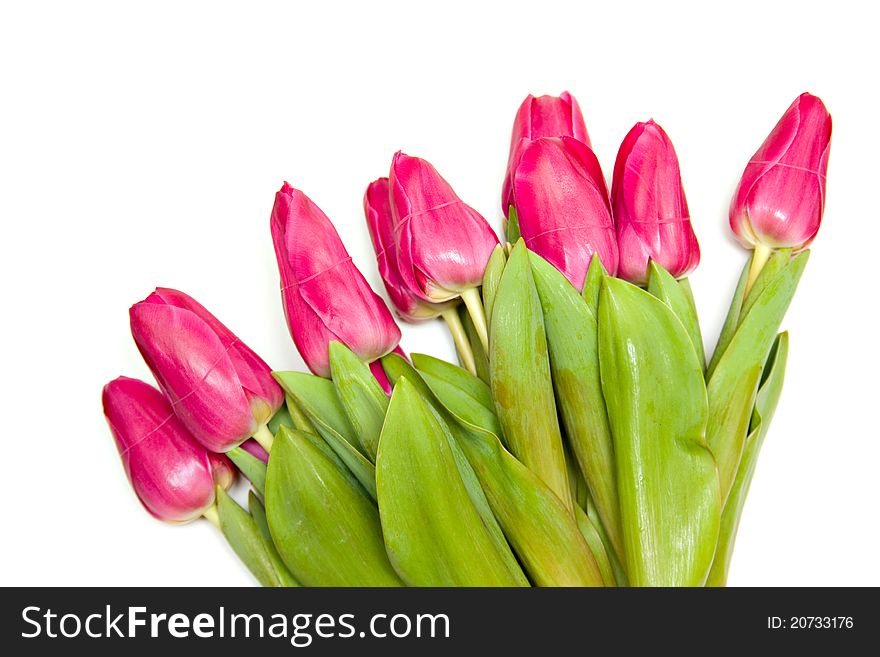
[{"xmin": 2, "ymin": 1, "xmax": 877, "ymax": 586}]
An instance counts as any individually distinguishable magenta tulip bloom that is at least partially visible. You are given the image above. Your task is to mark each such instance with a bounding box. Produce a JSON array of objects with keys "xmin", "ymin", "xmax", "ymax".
[
  {"xmin": 364, "ymin": 177, "xmax": 452, "ymax": 322},
  {"xmin": 512, "ymin": 136, "xmax": 618, "ymax": 288},
  {"xmin": 271, "ymin": 183, "xmax": 401, "ymax": 377},
  {"xmin": 102, "ymin": 376, "xmax": 215, "ymax": 523},
  {"xmin": 129, "ymin": 288, "xmax": 283, "ymax": 453},
  {"xmin": 612, "ymin": 120, "xmax": 700, "ymax": 284},
  {"xmin": 208, "ymin": 452, "xmax": 237, "ymax": 491},
  {"xmin": 730, "ymin": 93, "xmax": 831, "ymax": 251},
  {"xmin": 388, "ymin": 152, "xmax": 500, "ymax": 303},
  {"xmin": 502, "ymin": 92, "xmax": 591, "ymax": 213}
]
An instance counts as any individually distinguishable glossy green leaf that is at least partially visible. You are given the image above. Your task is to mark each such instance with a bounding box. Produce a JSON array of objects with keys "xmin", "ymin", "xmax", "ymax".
[
  {"xmin": 328, "ymin": 341, "xmax": 388, "ymax": 461},
  {"xmin": 707, "ymin": 332, "xmax": 789, "ymax": 586},
  {"xmin": 574, "ymin": 506, "xmax": 616, "ymax": 587},
  {"xmin": 581, "ymin": 253, "xmax": 606, "ymax": 310},
  {"xmin": 273, "ymin": 370, "xmax": 376, "ymax": 500},
  {"xmin": 506, "ymin": 206, "xmax": 521, "ymax": 244},
  {"xmin": 227, "ymin": 446, "xmax": 267, "ymax": 498},
  {"xmin": 268, "ymin": 402, "xmax": 294, "ymax": 434},
  {"xmin": 529, "ymin": 252, "xmax": 622, "ymax": 560},
  {"xmin": 489, "ymin": 239, "xmax": 571, "ymax": 511},
  {"xmin": 707, "ymin": 252, "xmax": 808, "ymax": 502},
  {"xmin": 266, "ymin": 427, "xmax": 402, "ymax": 587},
  {"xmin": 376, "ymin": 378, "xmax": 528, "ymax": 586},
  {"xmin": 599, "ymin": 277, "xmax": 721, "ymax": 586},
  {"xmin": 739, "ymin": 248, "xmax": 793, "ymax": 321},
  {"xmin": 647, "ymin": 262, "xmax": 705, "ymax": 371},
  {"xmin": 216, "ymin": 487, "xmax": 286, "ymax": 587},
  {"xmin": 482, "ymin": 244, "xmax": 507, "ymax": 327},
  {"xmin": 248, "ymin": 491, "xmax": 300, "ymax": 587}
]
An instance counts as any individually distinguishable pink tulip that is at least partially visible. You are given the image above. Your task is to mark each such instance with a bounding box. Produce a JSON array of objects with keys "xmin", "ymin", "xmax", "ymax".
[
  {"xmin": 102, "ymin": 376, "xmax": 215, "ymax": 523},
  {"xmin": 502, "ymin": 92, "xmax": 591, "ymax": 213},
  {"xmin": 388, "ymin": 152, "xmax": 500, "ymax": 303},
  {"xmin": 730, "ymin": 93, "xmax": 831, "ymax": 251},
  {"xmin": 129, "ymin": 288, "xmax": 283, "ymax": 453},
  {"xmin": 512, "ymin": 136, "xmax": 618, "ymax": 288},
  {"xmin": 271, "ymin": 183, "xmax": 401, "ymax": 377},
  {"xmin": 208, "ymin": 452, "xmax": 237, "ymax": 491},
  {"xmin": 364, "ymin": 177, "xmax": 452, "ymax": 321},
  {"xmin": 612, "ymin": 120, "xmax": 700, "ymax": 284},
  {"xmin": 240, "ymin": 438, "xmax": 269, "ymax": 464}
]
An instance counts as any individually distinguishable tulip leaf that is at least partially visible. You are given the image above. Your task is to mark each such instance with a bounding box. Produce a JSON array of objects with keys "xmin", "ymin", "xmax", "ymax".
[
  {"xmin": 481, "ymin": 244, "xmax": 507, "ymax": 327},
  {"xmin": 267, "ymin": 402, "xmax": 294, "ymax": 434},
  {"xmin": 506, "ymin": 206, "xmax": 521, "ymax": 244},
  {"xmin": 739, "ymin": 248, "xmax": 793, "ymax": 321},
  {"xmin": 707, "ymin": 251, "xmax": 808, "ymax": 502},
  {"xmin": 599, "ymin": 277, "xmax": 721, "ymax": 586},
  {"xmin": 707, "ymin": 260, "xmax": 750, "ymax": 379},
  {"xmin": 707, "ymin": 332, "xmax": 789, "ymax": 587},
  {"xmin": 529, "ymin": 252, "xmax": 622, "ymax": 561},
  {"xmin": 248, "ymin": 491, "xmax": 300, "ymax": 587},
  {"xmin": 273, "ymin": 371, "xmax": 376, "ymax": 500},
  {"xmin": 489, "ymin": 239, "xmax": 572, "ymax": 511},
  {"xmin": 266, "ymin": 427, "xmax": 402, "ymax": 586},
  {"xmin": 574, "ymin": 506, "xmax": 616, "ymax": 587},
  {"xmin": 581, "ymin": 253, "xmax": 606, "ymax": 312},
  {"xmin": 227, "ymin": 446, "xmax": 267, "ymax": 498},
  {"xmin": 376, "ymin": 378, "xmax": 528, "ymax": 586},
  {"xmin": 646, "ymin": 262, "xmax": 706, "ymax": 371},
  {"xmin": 216, "ymin": 486, "xmax": 287, "ymax": 587},
  {"xmin": 328, "ymin": 341, "xmax": 388, "ymax": 461},
  {"xmin": 459, "ymin": 304, "xmax": 490, "ymax": 384}
]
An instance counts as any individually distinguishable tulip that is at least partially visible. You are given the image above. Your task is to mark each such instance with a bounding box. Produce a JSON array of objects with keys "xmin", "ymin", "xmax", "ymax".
[
  {"xmin": 102, "ymin": 376, "xmax": 215, "ymax": 523},
  {"xmin": 512, "ymin": 136, "xmax": 618, "ymax": 289},
  {"xmin": 271, "ymin": 183, "xmax": 401, "ymax": 378},
  {"xmin": 502, "ymin": 91, "xmax": 591, "ymax": 214},
  {"xmin": 129, "ymin": 288, "xmax": 283, "ymax": 453},
  {"xmin": 612, "ymin": 120, "xmax": 700, "ymax": 285},
  {"xmin": 388, "ymin": 152, "xmax": 499, "ymax": 354},
  {"xmin": 208, "ymin": 452, "xmax": 237, "ymax": 490},
  {"xmin": 730, "ymin": 93, "xmax": 831, "ymax": 255},
  {"xmin": 363, "ymin": 177, "xmax": 452, "ymax": 322},
  {"xmin": 240, "ymin": 438, "xmax": 270, "ymax": 464}
]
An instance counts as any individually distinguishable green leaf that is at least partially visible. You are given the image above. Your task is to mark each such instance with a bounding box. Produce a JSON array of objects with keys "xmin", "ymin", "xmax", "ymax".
[
  {"xmin": 574, "ymin": 506, "xmax": 616, "ymax": 587},
  {"xmin": 376, "ymin": 378, "xmax": 528, "ymax": 586},
  {"xmin": 707, "ymin": 252, "xmax": 808, "ymax": 502},
  {"xmin": 227, "ymin": 446, "xmax": 267, "ymax": 498},
  {"xmin": 451, "ymin": 420, "xmax": 604, "ymax": 586},
  {"xmin": 273, "ymin": 370, "xmax": 376, "ymax": 500},
  {"xmin": 739, "ymin": 248, "xmax": 793, "ymax": 321},
  {"xmin": 459, "ymin": 304, "xmax": 491, "ymax": 384},
  {"xmin": 506, "ymin": 206, "xmax": 521, "ymax": 244},
  {"xmin": 489, "ymin": 239, "xmax": 571, "ymax": 511},
  {"xmin": 529, "ymin": 252, "xmax": 622, "ymax": 561},
  {"xmin": 248, "ymin": 491, "xmax": 300, "ymax": 587},
  {"xmin": 328, "ymin": 341, "xmax": 388, "ymax": 461},
  {"xmin": 266, "ymin": 427, "xmax": 402, "ymax": 587},
  {"xmin": 646, "ymin": 262, "xmax": 705, "ymax": 371},
  {"xmin": 707, "ymin": 332, "xmax": 789, "ymax": 586},
  {"xmin": 481, "ymin": 244, "xmax": 507, "ymax": 327},
  {"xmin": 216, "ymin": 487, "xmax": 285, "ymax": 587},
  {"xmin": 581, "ymin": 253, "xmax": 606, "ymax": 311},
  {"xmin": 599, "ymin": 277, "xmax": 721, "ymax": 586},
  {"xmin": 267, "ymin": 402, "xmax": 294, "ymax": 434}
]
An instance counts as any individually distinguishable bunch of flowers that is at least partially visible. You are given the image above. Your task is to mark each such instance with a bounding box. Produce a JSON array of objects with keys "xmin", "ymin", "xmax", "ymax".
[{"xmin": 103, "ymin": 91, "xmax": 830, "ymax": 586}]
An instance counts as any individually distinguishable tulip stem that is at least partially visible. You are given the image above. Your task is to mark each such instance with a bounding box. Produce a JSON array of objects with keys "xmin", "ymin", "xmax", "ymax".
[
  {"xmin": 441, "ymin": 308, "xmax": 477, "ymax": 375},
  {"xmin": 252, "ymin": 424, "xmax": 275, "ymax": 453},
  {"xmin": 460, "ymin": 287, "xmax": 490, "ymax": 354},
  {"xmin": 744, "ymin": 243, "xmax": 773, "ymax": 298},
  {"xmin": 202, "ymin": 503, "xmax": 221, "ymax": 530}
]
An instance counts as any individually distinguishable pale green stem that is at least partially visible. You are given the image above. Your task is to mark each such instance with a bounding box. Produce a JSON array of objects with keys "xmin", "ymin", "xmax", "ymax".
[
  {"xmin": 744, "ymin": 243, "xmax": 773, "ymax": 298},
  {"xmin": 202, "ymin": 502, "xmax": 221, "ymax": 530},
  {"xmin": 441, "ymin": 308, "xmax": 477, "ymax": 375},
  {"xmin": 460, "ymin": 287, "xmax": 490, "ymax": 354},
  {"xmin": 252, "ymin": 423, "xmax": 274, "ymax": 452}
]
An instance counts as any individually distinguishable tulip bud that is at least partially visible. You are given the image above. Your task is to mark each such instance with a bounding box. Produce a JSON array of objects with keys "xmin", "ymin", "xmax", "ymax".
[
  {"xmin": 271, "ymin": 183, "xmax": 401, "ymax": 378},
  {"xmin": 730, "ymin": 93, "xmax": 831, "ymax": 252},
  {"xmin": 502, "ymin": 92, "xmax": 591, "ymax": 213},
  {"xmin": 612, "ymin": 120, "xmax": 700, "ymax": 285},
  {"xmin": 208, "ymin": 452, "xmax": 237, "ymax": 490},
  {"xmin": 102, "ymin": 376, "xmax": 215, "ymax": 523},
  {"xmin": 239, "ymin": 438, "xmax": 269, "ymax": 464},
  {"xmin": 129, "ymin": 288, "xmax": 283, "ymax": 453},
  {"xmin": 388, "ymin": 152, "xmax": 500, "ymax": 303},
  {"xmin": 512, "ymin": 136, "xmax": 618, "ymax": 289},
  {"xmin": 363, "ymin": 177, "xmax": 453, "ymax": 321}
]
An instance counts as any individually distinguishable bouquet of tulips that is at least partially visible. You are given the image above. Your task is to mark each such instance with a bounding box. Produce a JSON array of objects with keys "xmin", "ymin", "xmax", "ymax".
[{"xmin": 102, "ymin": 91, "xmax": 830, "ymax": 587}]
